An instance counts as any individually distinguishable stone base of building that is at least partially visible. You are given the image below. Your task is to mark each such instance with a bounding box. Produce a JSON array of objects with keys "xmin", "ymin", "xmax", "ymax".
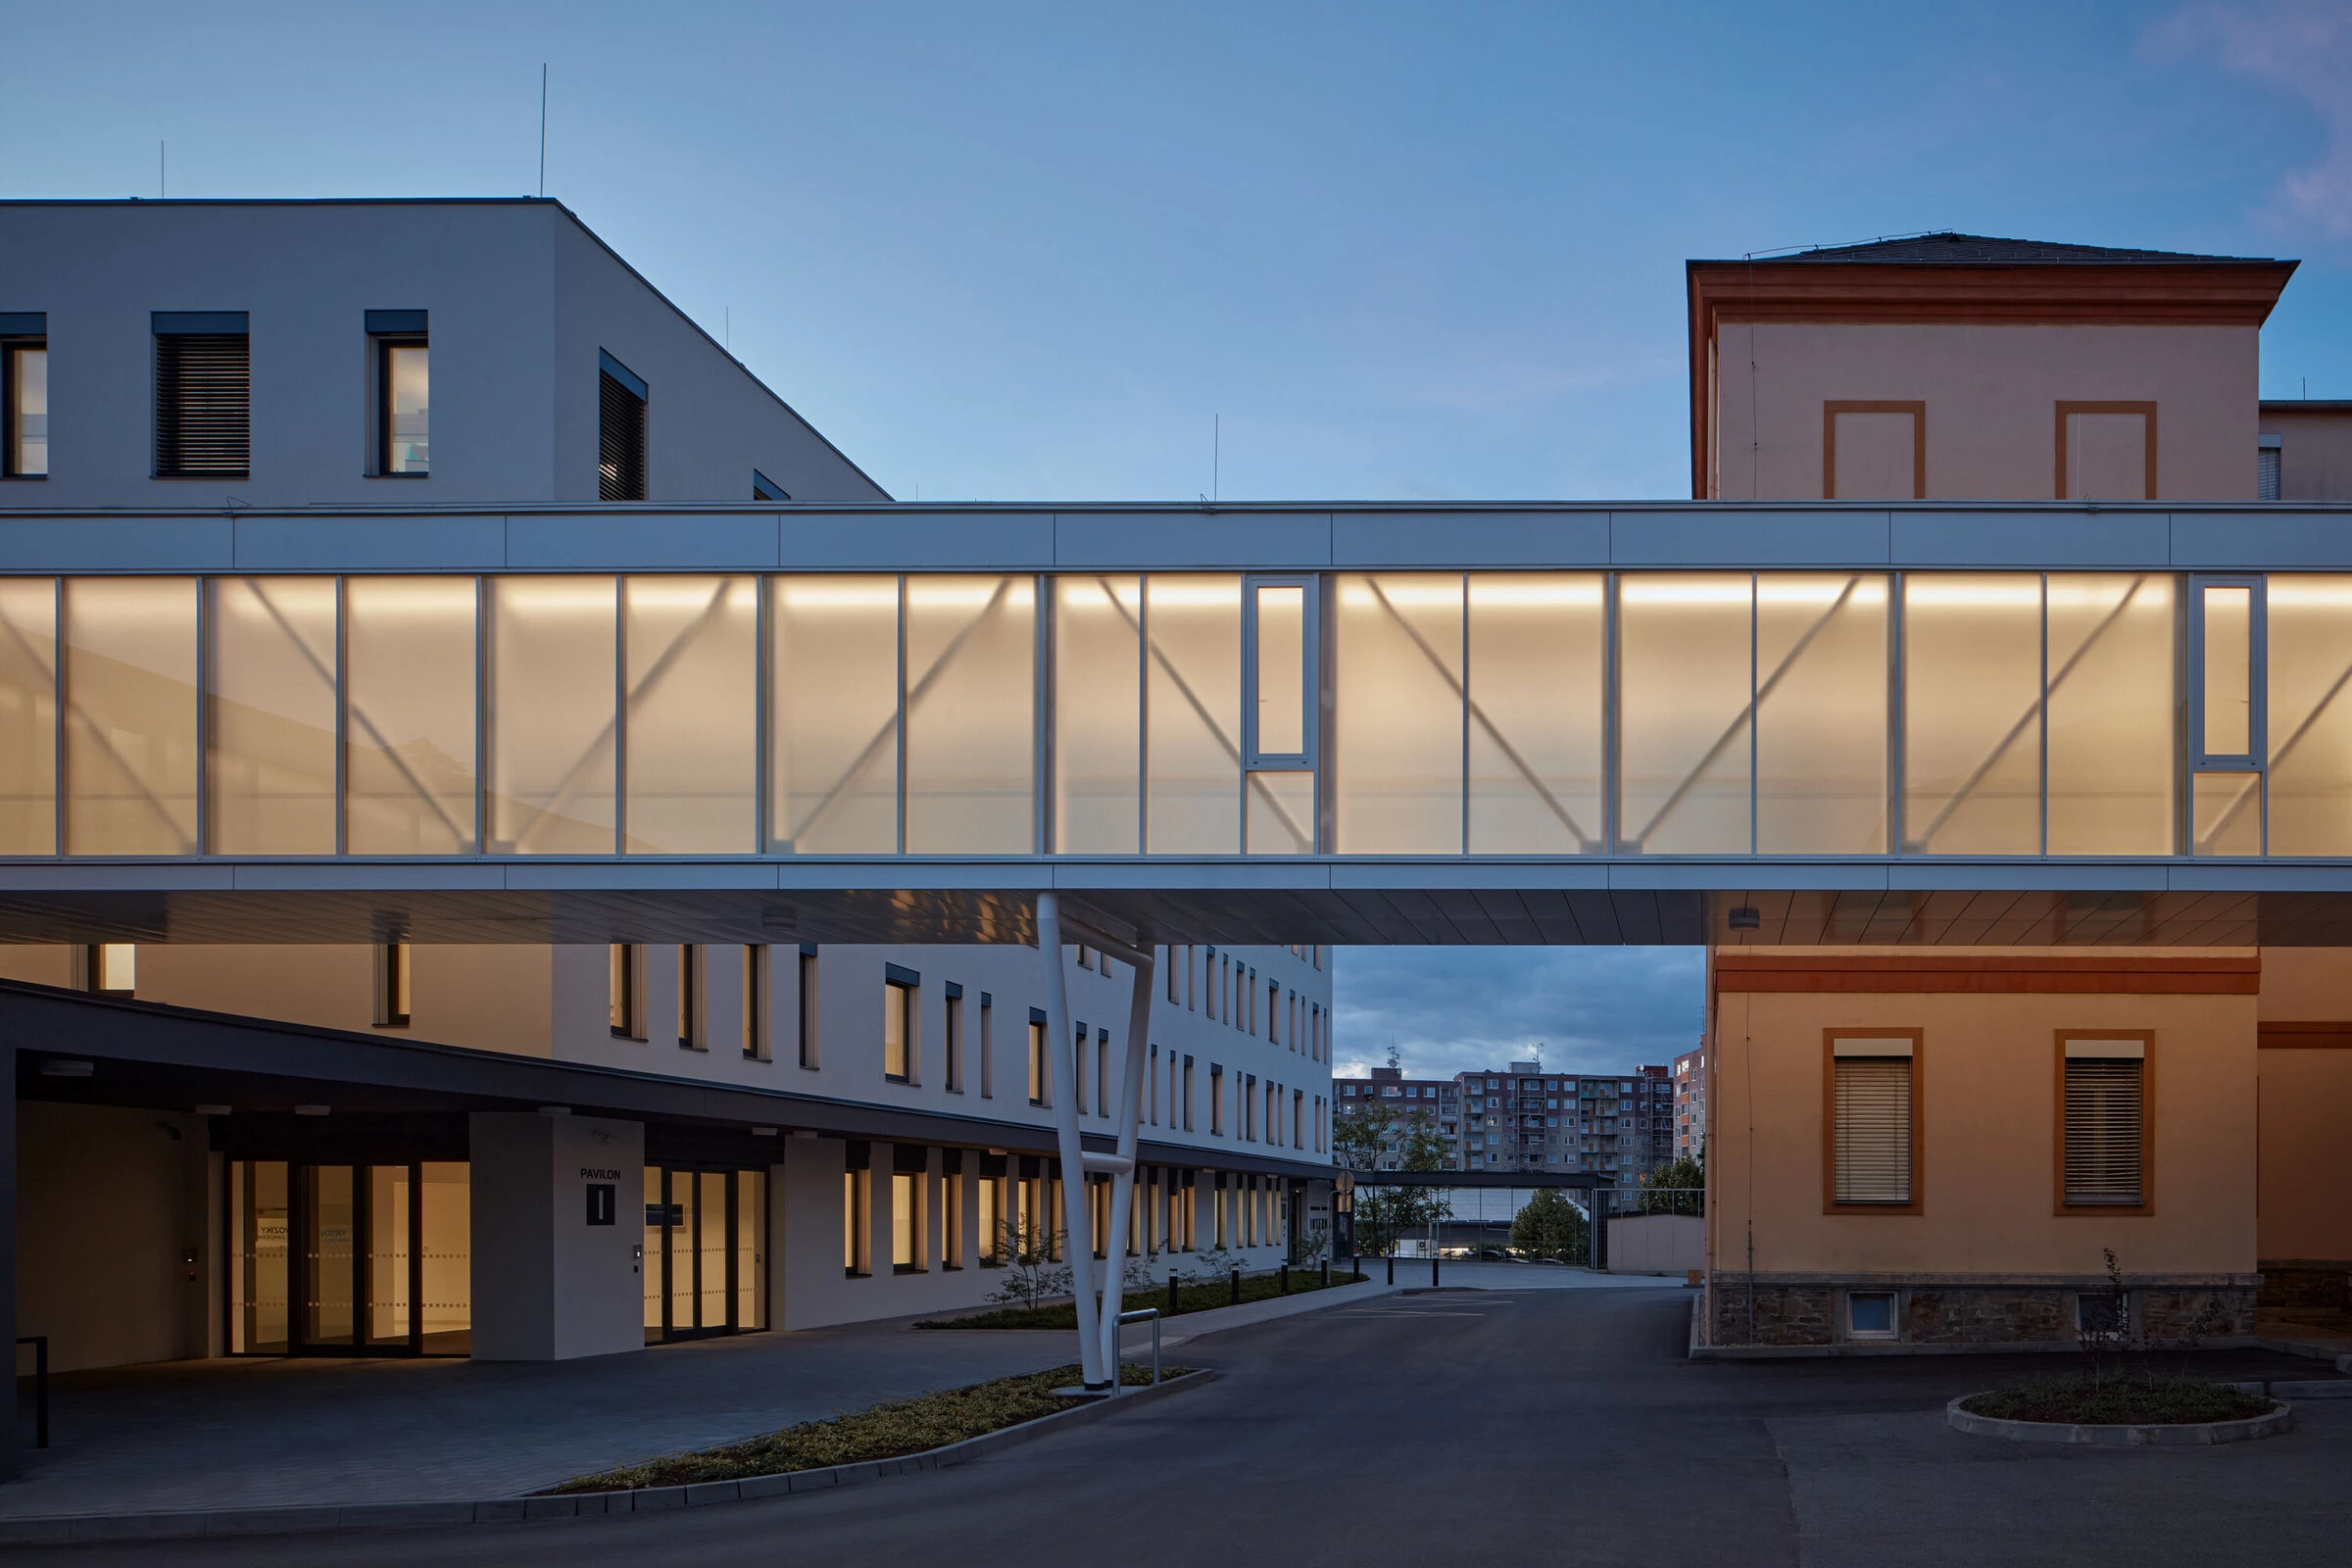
[
  {"xmin": 2258, "ymin": 1260, "xmax": 2351, "ymax": 1311},
  {"xmin": 1703, "ymin": 1275, "xmax": 2260, "ymax": 1350}
]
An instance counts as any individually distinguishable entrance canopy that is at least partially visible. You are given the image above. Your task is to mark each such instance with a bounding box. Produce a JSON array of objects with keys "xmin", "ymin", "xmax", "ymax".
[{"xmin": 3, "ymin": 499, "xmax": 2351, "ymax": 946}]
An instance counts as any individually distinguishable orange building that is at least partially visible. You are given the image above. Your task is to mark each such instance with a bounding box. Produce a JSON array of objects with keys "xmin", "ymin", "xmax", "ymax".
[{"xmin": 1688, "ymin": 234, "xmax": 2352, "ymax": 1348}]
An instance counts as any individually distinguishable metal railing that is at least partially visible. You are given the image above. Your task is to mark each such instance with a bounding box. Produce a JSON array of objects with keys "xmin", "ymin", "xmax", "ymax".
[
  {"xmin": 17, "ymin": 1335, "xmax": 49, "ymax": 1449},
  {"xmin": 1115, "ymin": 1307, "xmax": 1160, "ymax": 1392}
]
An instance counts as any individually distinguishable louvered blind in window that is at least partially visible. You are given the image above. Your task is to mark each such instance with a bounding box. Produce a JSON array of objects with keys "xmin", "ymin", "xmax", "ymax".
[
  {"xmin": 155, "ymin": 332, "xmax": 250, "ymax": 477},
  {"xmin": 1832, "ymin": 1045, "xmax": 1912, "ymax": 1204},
  {"xmin": 599, "ymin": 368, "xmax": 646, "ymax": 501},
  {"xmin": 2063, "ymin": 1046, "xmax": 2144, "ymax": 1205}
]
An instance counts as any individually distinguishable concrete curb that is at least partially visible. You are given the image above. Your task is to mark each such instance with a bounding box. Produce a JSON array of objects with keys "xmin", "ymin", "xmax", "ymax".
[
  {"xmin": 1944, "ymin": 1393, "xmax": 2293, "ymax": 1446},
  {"xmin": 0, "ymin": 1369, "xmax": 1218, "ymax": 1545}
]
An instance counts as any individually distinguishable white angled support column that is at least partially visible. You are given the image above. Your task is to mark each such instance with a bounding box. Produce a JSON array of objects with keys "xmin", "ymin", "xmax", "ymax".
[
  {"xmin": 1097, "ymin": 940, "xmax": 1155, "ymax": 1388},
  {"xmin": 1035, "ymin": 894, "xmax": 1106, "ymax": 1391}
]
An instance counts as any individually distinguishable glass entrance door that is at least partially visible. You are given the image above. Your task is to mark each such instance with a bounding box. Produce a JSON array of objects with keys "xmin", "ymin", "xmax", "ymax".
[
  {"xmin": 230, "ymin": 1160, "xmax": 471, "ymax": 1356},
  {"xmin": 643, "ymin": 1166, "xmax": 767, "ymax": 1342}
]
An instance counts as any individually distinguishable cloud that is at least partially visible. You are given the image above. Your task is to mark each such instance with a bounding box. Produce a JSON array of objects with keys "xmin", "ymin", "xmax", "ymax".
[
  {"xmin": 1332, "ymin": 947, "xmax": 1704, "ymax": 1082},
  {"xmin": 2146, "ymin": 1, "xmax": 2352, "ymax": 236}
]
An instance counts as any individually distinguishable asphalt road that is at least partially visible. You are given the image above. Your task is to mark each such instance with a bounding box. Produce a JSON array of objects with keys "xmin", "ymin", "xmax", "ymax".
[{"xmin": 17, "ymin": 1286, "xmax": 2348, "ymax": 1566}]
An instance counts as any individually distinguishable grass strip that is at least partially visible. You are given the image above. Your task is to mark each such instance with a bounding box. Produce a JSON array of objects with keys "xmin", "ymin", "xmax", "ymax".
[
  {"xmin": 543, "ymin": 1362, "xmax": 1189, "ymax": 1493},
  {"xmin": 1960, "ymin": 1375, "xmax": 2275, "ymax": 1426},
  {"xmin": 917, "ymin": 1269, "xmax": 1369, "ymax": 1331}
]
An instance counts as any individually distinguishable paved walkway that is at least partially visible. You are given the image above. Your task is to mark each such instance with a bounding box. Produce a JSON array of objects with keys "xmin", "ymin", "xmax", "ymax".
[
  {"xmin": 16, "ymin": 1286, "xmax": 2344, "ymax": 1565},
  {"xmin": 2, "ymin": 1318, "xmax": 1084, "ymax": 1518},
  {"xmin": 4, "ymin": 1281, "xmax": 1394, "ymax": 1520}
]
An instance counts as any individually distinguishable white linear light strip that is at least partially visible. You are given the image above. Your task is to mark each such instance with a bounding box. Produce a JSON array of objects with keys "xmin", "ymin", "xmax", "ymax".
[{"xmin": 1907, "ymin": 575, "xmax": 2148, "ymax": 853}]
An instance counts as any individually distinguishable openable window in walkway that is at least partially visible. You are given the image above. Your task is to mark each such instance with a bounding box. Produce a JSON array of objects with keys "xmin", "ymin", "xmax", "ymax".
[{"xmin": 0, "ymin": 569, "xmax": 2345, "ymax": 859}]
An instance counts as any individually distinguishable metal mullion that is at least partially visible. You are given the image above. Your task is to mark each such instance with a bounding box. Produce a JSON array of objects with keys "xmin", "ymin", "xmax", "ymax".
[
  {"xmin": 725, "ymin": 1174, "xmax": 740, "ymax": 1332},
  {"xmin": 1602, "ymin": 572, "xmax": 1621, "ymax": 852},
  {"xmin": 2038, "ymin": 573, "xmax": 2049, "ymax": 858},
  {"xmin": 196, "ymin": 574, "xmax": 213, "ymax": 855},
  {"xmin": 896, "ymin": 577, "xmax": 907, "ymax": 857},
  {"xmin": 1747, "ymin": 572, "xmax": 1758, "ymax": 857},
  {"xmin": 756, "ymin": 574, "xmax": 772, "ymax": 853},
  {"xmin": 51, "ymin": 575, "xmax": 64, "ymax": 856},
  {"xmin": 409, "ymin": 1161, "xmax": 424, "ymax": 1355},
  {"xmin": 1888, "ymin": 570, "xmax": 1905, "ymax": 856},
  {"xmin": 334, "ymin": 577, "xmax": 349, "ymax": 857},
  {"xmin": 1137, "ymin": 574, "xmax": 1151, "ymax": 855},
  {"xmin": 614, "ymin": 576, "xmax": 628, "ymax": 856},
  {"xmin": 1037, "ymin": 573, "xmax": 1054, "ymax": 856},
  {"xmin": 1458, "ymin": 573, "xmax": 1470, "ymax": 855},
  {"xmin": 473, "ymin": 575, "xmax": 489, "ymax": 855},
  {"xmin": 2257, "ymin": 575, "xmax": 2271, "ymax": 856}
]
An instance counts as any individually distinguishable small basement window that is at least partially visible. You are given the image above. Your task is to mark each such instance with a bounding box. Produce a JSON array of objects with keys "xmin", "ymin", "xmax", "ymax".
[{"xmin": 1846, "ymin": 1292, "xmax": 1897, "ymax": 1340}]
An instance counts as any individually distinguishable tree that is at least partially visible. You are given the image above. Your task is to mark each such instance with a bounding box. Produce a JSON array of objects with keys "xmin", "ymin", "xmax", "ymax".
[
  {"xmin": 1348, "ymin": 1107, "xmax": 1454, "ymax": 1256},
  {"xmin": 1332, "ymin": 1097, "xmax": 1397, "ymax": 1173},
  {"xmin": 1637, "ymin": 1152, "xmax": 1705, "ymax": 1216},
  {"xmin": 1510, "ymin": 1189, "xmax": 1589, "ymax": 1262}
]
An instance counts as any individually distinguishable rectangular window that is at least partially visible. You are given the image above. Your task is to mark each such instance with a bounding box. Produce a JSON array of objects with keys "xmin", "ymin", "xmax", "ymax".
[
  {"xmin": 65, "ymin": 577, "xmax": 199, "ymax": 856},
  {"xmin": 742, "ymin": 945, "xmax": 767, "ymax": 1059},
  {"xmin": 1028, "ymin": 1010, "xmax": 1050, "ymax": 1106},
  {"xmin": 345, "ymin": 576, "xmax": 476, "ymax": 855},
  {"xmin": 883, "ymin": 967, "xmax": 918, "ymax": 1083},
  {"xmin": 154, "ymin": 313, "xmax": 249, "ymax": 477},
  {"xmin": 796, "ymin": 944, "xmax": 819, "ymax": 1068},
  {"xmin": 1210, "ymin": 1066, "xmax": 1225, "ymax": 1135},
  {"xmin": 487, "ymin": 576, "xmax": 616, "ymax": 854},
  {"xmin": 677, "ymin": 945, "xmax": 705, "ymax": 1050},
  {"xmin": 2060, "ymin": 1037, "xmax": 2150, "ymax": 1211},
  {"xmin": 1149, "ymin": 1044, "xmax": 1159, "ymax": 1125},
  {"xmin": 2, "ymin": 325, "xmax": 47, "ymax": 478},
  {"xmin": 208, "ymin": 576, "xmax": 338, "ymax": 856},
  {"xmin": 624, "ymin": 575, "xmax": 759, "ymax": 853},
  {"xmin": 83, "ymin": 943, "xmax": 135, "ymax": 997},
  {"xmin": 979, "ymin": 1176, "xmax": 1003, "ymax": 1263},
  {"xmin": 2257, "ymin": 440, "xmax": 2281, "ymax": 502},
  {"xmin": 843, "ymin": 1165, "xmax": 870, "ymax": 1276},
  {"xmin": 979, "ymin": 992, "xmax": 994, "ymax": 1098},
  {"xmin": 598, "ymin": 351, "xmax": 648, "ymax": 501},
  {"xmin": 892, "ymin": 1172, "xmax": 924, "ymax": 1272},
  {"xmin": 368, "ymin": 313, "xmax": 429, "ymax": 475},
  {"xmin": 1827, "ymin": 1035, "xmax": 1919, "ymax": 1210},
  {"xmin": 1073, "ymin": 1023, "xmax": 1090, "ymax": 1111},
  {"xmin": 904, "ymin": 576, "xmax": 1037, "ymax": 854},
  {"xmin": 944, "ymin": 984, "xmax": 964, "ymax": 1093},
  {"xmin": 0, "ymin": 578, "xmax": 55, "ymax": 856},
  {"xmin": 768, "ymin": 575, "xmax": 898, "ymax": 854},
  {"xmin": 1096, "ymin": 1031, "xmax": 1109, "ymax": 1118},
  {"xmin": 1166, "ymin": 951, "xmax": 1180, "ymax": 1004},
  {"xmin": 943, "ymin": 1171, "xmax": 964, "ymax": 1269},
  {"xmin": 1183, "ymin": 1056, "xmax": 1195, "ymax": 1131},
  {"xmin": 609, "ymin": 945, "xmax": 644, "ymax": 1040},
  {"xmin": 375, "ymin": 942, "xmax": 411, "ymax": 1028}
]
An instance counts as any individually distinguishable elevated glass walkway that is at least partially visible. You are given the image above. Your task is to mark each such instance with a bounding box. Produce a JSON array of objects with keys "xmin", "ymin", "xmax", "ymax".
[{"xmin": 3, "ymin": 500, "xmax": 2351, "ymax": 945}]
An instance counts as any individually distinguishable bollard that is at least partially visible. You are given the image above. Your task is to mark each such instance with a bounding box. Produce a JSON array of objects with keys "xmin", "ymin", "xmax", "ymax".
[
  {"xmin": 1386, "ymin": 1252, "xmax": 1394, "ymax": 1285},
  {"xmin": 1168, "ymin": 1273, "xmax": 1180, "ymax": 1315},
  {"xmin": 1230, "ymin": 1266, "xmax": 1242, "ymax": 1306},
  {"xmin": 1280, "ymin": 1263, "xmax": 1289, "ymax": 1296},
  {"xmin": 1433, "ymin": 1250, "xmax": 1441, "ymax": 1287},
  {"xmin": 1322, "ymin": 1258, "xmax": 1331, "ymax": 1289}
]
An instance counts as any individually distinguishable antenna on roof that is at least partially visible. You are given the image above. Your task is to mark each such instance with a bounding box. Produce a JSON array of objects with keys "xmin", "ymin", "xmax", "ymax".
[
  {"xmin": 538, "ymin": 65, "xmax": 549, "ymax": 198},
  {"xmin": 159, "ymin": 141, "xmax": 166, "ymax": 200},
  {"xmin": 1213, "ymin": 414, "xmax": 1220, "ymax": 502}
]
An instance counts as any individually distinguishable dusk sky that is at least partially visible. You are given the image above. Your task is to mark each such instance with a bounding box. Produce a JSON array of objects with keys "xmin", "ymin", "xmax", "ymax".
[{"xmin": 12, "ymin": 2, "xmax": 2348, "ymax": 1078}]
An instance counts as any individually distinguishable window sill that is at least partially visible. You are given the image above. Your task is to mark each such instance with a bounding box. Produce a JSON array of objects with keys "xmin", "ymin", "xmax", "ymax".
[
  {"xmin": 0, "ymin": 473, "xmax": 46, "ymax": 481},
  {"xmin": 892, "ymin": 1264, "xmax": 927, "ymax": 1275},
  {"xmin": 844, "ymin": 1268, "xmax": 869, "ymax": 1279},
  {"xmin": 368, "ymin": 470, "xmax": 430, "ymax": 479},
  {"xmin": 153, "ymin": 471, "xmax": 250, "ymax": 480}
]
